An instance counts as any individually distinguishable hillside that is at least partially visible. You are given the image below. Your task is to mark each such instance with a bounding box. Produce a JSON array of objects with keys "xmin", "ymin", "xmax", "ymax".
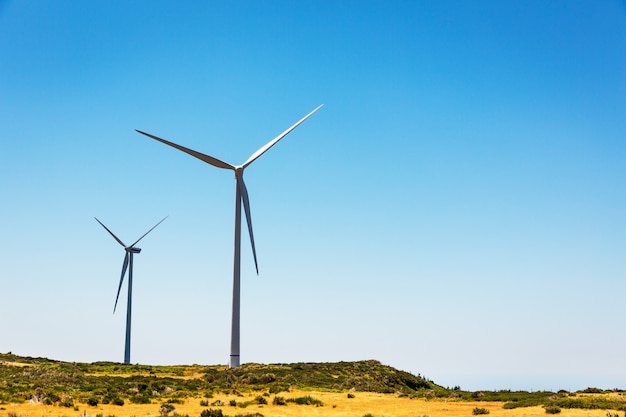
[
  {"xmin": 1, "ymin": 353, "xmax": 625, "ymax": 414},
  {"xmin": 0, "ymin": 353, "xmax": 434, "ymax": 406}
]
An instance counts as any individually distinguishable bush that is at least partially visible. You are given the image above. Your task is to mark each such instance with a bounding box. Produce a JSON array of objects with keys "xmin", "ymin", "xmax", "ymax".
[
  {"xmin": 347, "ymin": 393, "xmax": 355, "ymax": 399},
  {"xmin": 130, "ymin": 395, "xmax": 151, "ymax": 404},
  {"xmin": 167, "ymin": 398, "xmax": 184, "ymax": 404},
  {"xmin": 581, "ymin": 388, "xmax": 603, "ymax": 394},
  {"xmin": 268, "ymin": 385, "xmax": 289, "ymax": 395},
  {"xmin": 160, "ymin": 403, "xmax": 175, "ymax": 416},
  {"xmin": 200, "ymin": 410, "xmax": 224, "ymax": 417},
  {"xmin": 286, "ymin": 395, "xmax": 323, "ymax": 406},
  {"xmin": 112, "ymin": 397, "xmax": 124, "ymax": 406},
  {"xmin": 87, "ymin": 397, "xmax": 99, "ymax": 407},
  {"xmin": 473, "ymin": 408, "xmax": 489, "ymax": 415},
  {"xmin": 272, "ymin": 396, "xmax": 285, "ymax": 406},
  {"xmin": 229, "ymin": 399, "xmax": 237, "ymax": 407},
  {"xmin": 255, "ymin": 396, "xmax": 267, "ymax": 405},
  {"xmin": 200, "ymin": 400, "xmax": 209, "ymax": 407},
  {"xmin": 544, "ymin": 406, "xmax": 562, "ymax": 414},
  {"xmin": 59, "ymin": 399, "xmax": 74, "ymax": 408}
]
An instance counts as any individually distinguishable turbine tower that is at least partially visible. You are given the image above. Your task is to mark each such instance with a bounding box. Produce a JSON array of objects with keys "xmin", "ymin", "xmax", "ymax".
[
  {"xmin": 136, "ymin": 105, "xmax": 322, "ymax": 368},
  {"xmin": 95, "ymin": 216, "xmax": 167, "ymax": 364}
]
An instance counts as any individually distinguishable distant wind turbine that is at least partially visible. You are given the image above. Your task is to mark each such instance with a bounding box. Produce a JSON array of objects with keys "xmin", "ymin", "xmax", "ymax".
[
  {"xmin": 95, "ymin": 216, "xmax": 167, "ymax": 364},
  {"xmin": 136, "ymin": 104, "xmax": 322, "ymax": 368}
]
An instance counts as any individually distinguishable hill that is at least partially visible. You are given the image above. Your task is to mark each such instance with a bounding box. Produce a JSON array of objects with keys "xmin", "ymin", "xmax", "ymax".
[
  {"xmin": 1, "ymin": 352, "xmax": 625, "ymax": 414},
  {"xmin": 0, "ymin": 353, "xmax": 434, "ymax": 406}
]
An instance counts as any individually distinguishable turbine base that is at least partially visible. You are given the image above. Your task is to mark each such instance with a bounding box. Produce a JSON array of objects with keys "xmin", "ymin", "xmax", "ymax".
[{"xmin": 229, "ymin": 355, "xmax": 240, "ymax": 368}]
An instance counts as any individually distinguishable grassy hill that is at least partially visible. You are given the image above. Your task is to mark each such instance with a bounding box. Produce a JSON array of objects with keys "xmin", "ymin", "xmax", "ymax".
[
  {"xmin": 0, "ymin": 353, "xmax": 434, "ymax": 406},
  {"xmin": 1, "ymin": 352, "xmax": 625, "ymax": 414}
]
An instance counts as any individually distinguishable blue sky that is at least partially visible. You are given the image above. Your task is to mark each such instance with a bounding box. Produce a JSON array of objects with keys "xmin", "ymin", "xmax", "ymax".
[{"xmin": 1, "ymin": 1, "xmax": 625, "ymax": 391}]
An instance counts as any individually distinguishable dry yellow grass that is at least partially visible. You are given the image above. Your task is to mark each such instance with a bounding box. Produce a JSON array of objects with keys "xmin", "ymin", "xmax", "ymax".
[{"xmin": 0, "ymin": 390, "xmax": 617, "ymax": 417}]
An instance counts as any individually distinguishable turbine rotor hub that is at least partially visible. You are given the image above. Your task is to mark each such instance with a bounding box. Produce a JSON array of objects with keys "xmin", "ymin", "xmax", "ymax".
[{"xmin": 127, "ymin": 247, "xmax": 141, "ymax": 253}]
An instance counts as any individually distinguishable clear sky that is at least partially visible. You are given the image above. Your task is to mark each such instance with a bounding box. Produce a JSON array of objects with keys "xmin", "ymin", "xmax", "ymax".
[{"xmin": 1, "ymin": 1, "xmax": 625, "ymax": 392}]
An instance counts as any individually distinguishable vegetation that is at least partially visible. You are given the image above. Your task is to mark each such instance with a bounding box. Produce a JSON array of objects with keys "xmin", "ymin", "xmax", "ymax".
[
  {"xmin": 1, "ymin": 351, "xmax": 625, "ymax": 416},
  {"xmin": 200, "ymin": 409, "xmax": 223, "ymax": 417},
  {"xmin": 285, "ymin": 395, "xmax": 324, "ymax": 406},
  {"xmin": 0, "ymin": 353, "xmax": 432, "ymax": 407},
  {"xmin": 159, "ymin": 403, "xmax": 175, "ymax": 416},
  {"xmin": 545, "ymin": 405, "xmax": 562, "ymax": 414},
  {"xmin": 272, "ymin": 396, "xmax": 286, "ymax": 405}
]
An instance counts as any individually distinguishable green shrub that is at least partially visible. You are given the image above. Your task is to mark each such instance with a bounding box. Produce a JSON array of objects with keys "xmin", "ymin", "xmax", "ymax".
[
  {"xmin": 199, "ymin": 400, "xmax": 209, "ymax": 407},
  {"xmin": 130, "ymin": 395, "xmax": 151, "ymax": 404},
  {"xmin": 268, "ymin": 385, "xmax": 289, "ymax": 394},
  {"xmin": 472, "ymin": 407, "xmax": 490, "ymax": 415},
  {"xmin": 272, "ymin": 396, "xmax": 285, "ymax": 406},
  {"xmin": 59, "ymin": 398, "xmax": 74, "ymax": 408},
  {"xmin": 229, "ymin": 399, "xmax": 237, "ymax": 407},
  {"xmin": 200, "ymin": 409, "xmax": 224, "ymax": 417},
  {"xmin": 347, "ymin": 393, "xmax": 355, "ymax": 399},
  {"xmin": 255, "ymin": 396, "xmax": 267, "ymax": 405},
  {"xmin": 581, "ymin": 388, "xmax": 603, "ymax": 394},
  {"xmin": 167, "ymin": 399, "xmax": 184, "ymax": 404},
  {"xmin": 112, "ymin": 397, "xmax": 124, "ymax": 406},
  {"xmin": 544, "ymin": 405, "xmax": 562, "ymax": 414},
  {"xmin": 160, "ymin": 403, "xmax": 175, "ymax": 416},
  {"xmin": 87, "ymin": 397, "xmax": 99, "ymax": 406},
  {"xmin": 286, "ymin": 395, "xmax": 323, "ymax": 406}
]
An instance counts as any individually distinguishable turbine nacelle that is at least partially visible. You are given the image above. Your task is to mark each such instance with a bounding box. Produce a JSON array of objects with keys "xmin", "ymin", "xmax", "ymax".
[{"xmin": 127, "ymin": 247, "xmax": 141, "ymax": 254}]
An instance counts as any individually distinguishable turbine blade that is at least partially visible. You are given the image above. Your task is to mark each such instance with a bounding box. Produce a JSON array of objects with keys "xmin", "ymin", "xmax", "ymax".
[
  {"xmin": 95, "ymin": 217, "xmax": 127, "ymax": 248},
  {"xmin": 136, "ymin": 130, "xmax": 235, "ymax": 170},
  {"xmin": 242, "ymin": 104, "xmax": 323, "ymax": 168},
  {"xmin": 114, "ymin": 253, "xmax": 129, "ymax": 313},
  {"xmin": 129, "ymin": 216, "xmax": 168, "ymax": 248},
  {"xmin": 238, "ymin": 176, "xmax": 258, "ymax": 275}
]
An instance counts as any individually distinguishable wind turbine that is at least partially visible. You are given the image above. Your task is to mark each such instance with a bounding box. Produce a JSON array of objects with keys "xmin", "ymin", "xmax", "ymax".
[
  {"xmin": 136, "ymin": 104, "xmax": 322, "ymax": 368},
  {"xmin": 95, "ymin": 216, "xmax": 167, "ymax": 364}
]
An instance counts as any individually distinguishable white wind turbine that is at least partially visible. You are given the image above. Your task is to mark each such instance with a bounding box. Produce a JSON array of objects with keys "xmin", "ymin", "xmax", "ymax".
[
  {"xmin": 95, "ymin": 216, "xmax": 167, "ymax": 364},
  {"xmin": 136, "ymin": 105, "xmax": 322, "ymax": 367}
]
